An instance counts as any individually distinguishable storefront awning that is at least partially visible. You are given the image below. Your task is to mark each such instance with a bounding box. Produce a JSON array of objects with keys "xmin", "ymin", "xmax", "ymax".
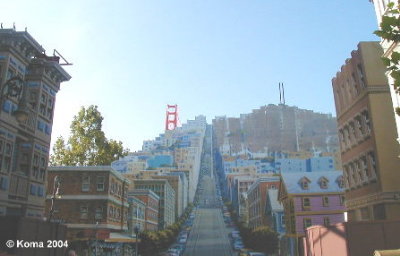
[{"xmin": 104, "ymin": 232, "xmax": 140, "ymax": 243}]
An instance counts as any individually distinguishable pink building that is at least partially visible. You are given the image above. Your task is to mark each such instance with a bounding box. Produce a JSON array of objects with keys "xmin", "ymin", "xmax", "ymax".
[{"xmin": 278, "ymin": 171, "xmax": 345, "ymax": 256}]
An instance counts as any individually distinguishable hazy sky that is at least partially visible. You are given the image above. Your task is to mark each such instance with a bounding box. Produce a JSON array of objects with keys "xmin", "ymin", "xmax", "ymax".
[{"xmin": 1, "ymin": 1, "xmax": 379, "ymax": 151}]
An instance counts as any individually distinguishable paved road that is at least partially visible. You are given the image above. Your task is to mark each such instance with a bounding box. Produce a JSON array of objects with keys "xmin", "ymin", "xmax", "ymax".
[{"xmin": 184, "ymin": 176, "xmax": 236, "ymax": 256}]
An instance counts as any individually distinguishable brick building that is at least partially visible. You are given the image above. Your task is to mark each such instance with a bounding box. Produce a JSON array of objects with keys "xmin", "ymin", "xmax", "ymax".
[
  {"xmin": 332, "ymin": 42, "xmax": 400, "ymax": 221},
  {"xmin": 0, "ymin": 28, "xmax": 70, "ymax": 219},
  {"xmin": 45, "ymin": 166, "xmax": 130, "ymax": 241},
  {"xmin": 128, "ymin": 189, "xmax": 159, "ymax": 231},
  {"xmin": 247, "ymin": 176, "xmax": 280, "ymax": 229}
]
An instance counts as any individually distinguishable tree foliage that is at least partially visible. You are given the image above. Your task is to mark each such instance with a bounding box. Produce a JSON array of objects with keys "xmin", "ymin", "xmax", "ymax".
[
  {"xmin": 374, "ymin": 1, "xmax": 400, "ymax": 115},
  {"xmin": 247, "ymin": 226, "xmax": 279, "ymax": 255},
  {"xmin": 50, "ymin": 105, "xmax": 129, "ymax": 166}
]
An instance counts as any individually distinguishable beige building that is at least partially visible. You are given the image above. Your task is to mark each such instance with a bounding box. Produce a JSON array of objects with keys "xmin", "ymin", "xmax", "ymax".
[
  {"xmin": 332, "ymin": 42, "xmax": 400, "ymax": 221},
  {"xmin": 131, "ymin": 179, "xmax": 175, "ymax": 229},
  {"xmin": 370, "ymin": 0, "xmax": 400, "ymax": 148},
  {"xmin": 0, "ymin": 29, "xmax": 70, "ymax": 218}
]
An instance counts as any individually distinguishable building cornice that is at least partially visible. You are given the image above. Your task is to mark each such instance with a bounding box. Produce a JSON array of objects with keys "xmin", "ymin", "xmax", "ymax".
[
  {"xmin": 66, "ymin": 223, "xmax": 128, "ymax": 231},
  {"xmin": 45, "ymin": 195, "xmax": 129, "ymax": 207}
]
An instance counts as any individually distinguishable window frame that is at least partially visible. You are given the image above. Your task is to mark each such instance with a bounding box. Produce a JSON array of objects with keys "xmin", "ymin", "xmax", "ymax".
[
  {"xmin": 302, "ymin": 197, "xmax": 311, "ymax": 209},
  {"xmin": 82, "ymin": 176, "xmax": 90, "ymax": 192}
]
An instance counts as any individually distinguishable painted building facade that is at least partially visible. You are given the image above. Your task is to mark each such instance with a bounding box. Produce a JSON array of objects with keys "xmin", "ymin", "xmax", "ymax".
[
  {"xmin": 370, "ymin": 0, "xmax": 400, "ymax": 148},
  {"xmin": 131, "ymin": 179, "xmax": 175, "ymax": 229},
  {"xmin": 0, "ymin": 28, "xmax": 70, "ymax": 219},
  {"xmin": 46, "ymin": 166, "xmax": 130, "ymax": 240},
  {"xmin": 278, "ymin": 171, "xmax": 345, "ymax": 256},
  {"xmin": 247, "ymin": 176, "xmax": 281, "ymax": 229},
  {"xmin": 128, "ymin": 189, "xmax": 159, "ymax": 231},
  {"xmin": 332, "ymin": 42, "xmax": 400, "ymax": 221}
]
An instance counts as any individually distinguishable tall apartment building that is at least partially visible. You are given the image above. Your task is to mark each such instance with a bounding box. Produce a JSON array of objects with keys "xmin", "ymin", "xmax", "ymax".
[
  {"xmin": 370, "ymin": 0, "xmax": 400, "ymax": 147},
  {"xmin": 131, "ymin": 179, "xmax": 175, "ymax": 229},
  {"xmin": 152, "ymin": 174, "xmax": 183, "ymax": 219},
  {"xmin": 46, "ymin": 166, "xmax": 130, "ymax": 240},
  {"xmin": 0, "ymin": 29, "xmax": 70, "ymax": 218},
  {"xmin": 212, "ymin": 104, "xmax": 339, "ymax": 154},
  {"xmin": 332, "ymin": 42, "xmax": 400, "ymax": 221},
  {"xmin": 128, "ymin": 189, "xmax": 159, "ymax": 231}
]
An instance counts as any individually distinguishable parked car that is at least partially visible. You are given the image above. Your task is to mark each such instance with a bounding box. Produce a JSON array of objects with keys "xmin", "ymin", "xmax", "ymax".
[
  {"xmin": 178, "ymin": 236, "xmax": 187, "ymax": 244},
  {"xmin": 167, "ymin": 248, "xmax": 181, "ymax": 256},
  {"xmin": 233, "ymin": 241, "xmax": 245, "ymax": 250},
  {"xmin": 247, "ymin": 252, "xmax": 266, "ymax": 256},
  {"xmin": 169, "ymin": 244, "xmax": 185, "ymax": 255}
]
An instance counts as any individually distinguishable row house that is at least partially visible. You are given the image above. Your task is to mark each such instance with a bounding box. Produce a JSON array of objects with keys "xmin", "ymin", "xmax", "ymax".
[
  {"xmin": 265, "ymin": 189, "xmax": 285, "ymax": 237},
  {"xmin": 332, "ymin": 42, "xmax": 400, "ymax": 221},
  {"xmin": 278, "ymin": 171, "xmax": 345, "ymax": 256},
  {"xmin": 231, "ymin": 176, "xmax": 256, "ymax": 223},
  {"xmin": 127, "ymin": 195, "xmax": 146, "ymax": 236},
  {"xmin": 46, "ymin": 166, "xmax": 130, "ymax": 241},
  {"xmin": 247, "ymin": 176, "xmax": 280, "ymax": 229},
  {"xmin": 129, "ymin": 189, "xmax": 159, "ymax": 231}
]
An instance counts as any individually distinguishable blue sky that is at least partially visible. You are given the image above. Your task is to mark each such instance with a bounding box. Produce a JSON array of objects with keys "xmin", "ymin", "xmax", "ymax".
[{"xmin": 1, "ymin": 1, "xmax": 380, "ymax": 151}]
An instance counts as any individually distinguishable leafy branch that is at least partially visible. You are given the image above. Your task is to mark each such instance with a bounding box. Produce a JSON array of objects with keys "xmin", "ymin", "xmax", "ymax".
[{"xmin": 374, "ymin": 1, "xmax": 400, "ymax": 115}]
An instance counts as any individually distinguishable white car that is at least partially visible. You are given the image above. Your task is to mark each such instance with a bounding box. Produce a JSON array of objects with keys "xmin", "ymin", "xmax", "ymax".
[
  {"xmin": 233, "ymin": 242, "xmax": 244, "ymax": 250},
  {"xmin": 178, "ymin": 236, "xmax": 187, "ymax": 244}
]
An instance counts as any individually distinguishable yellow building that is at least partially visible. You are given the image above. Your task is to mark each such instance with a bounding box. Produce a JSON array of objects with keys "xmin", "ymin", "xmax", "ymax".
[{"xmin": 332, "ymin": 42, "xmax": 400, "ymax": 221}]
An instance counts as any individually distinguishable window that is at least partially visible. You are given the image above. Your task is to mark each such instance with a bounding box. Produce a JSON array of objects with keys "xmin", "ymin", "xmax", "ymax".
[
  {"xmin": 322, "ymin": 196, "xmax": 329, "ymax": 207},
  {"xmin": 97, "ymin": 176, "xmax": 105, "ymax": 191},
  {"xmin": 337, "ymin": 176, "xmax": 345, "ymax": 188},
  {"xmin": 80, "ymin": 206, "xmax": 88, "ymax": 219},
  {"xmin": 37, "ymin": 186, "xmax": 44, "ymax": 197},
  {"xmin": 303, "ymin": 218, "xmax": 312, "ymax": 230},
  {"xmin": 30, "ymin": 184, "xmax": 37, "ymax": 195},
  {"xmin": 340, "ymin": 195, "xmax": 345, "ymax": 206},
  {"xmin": 355, "ymin": 116, "xmax": 364, "ymax": 136},
  {"xmin": 95, "ymin": 207, "xmax": 103, "ymax": 220},
  {"xmin": 362, "ymin": 111, "xmax": 371, "ymax": 134},
  {"xmin": 281, "ymin": 215, "xmax": 285, "ymax": 227},
  {"xmin": 319, "ymin": 177, "xmax": 328, "ymax": 189},
  {"xmin": 303, "ymin": 197, "xmax": 311, "ymax": 209},
  {"xmin": 360, "ymin": 207, "xmax": 370, "ymax": 220},
  {"xmin": 108, "ymin": 206, "xmax": 113, "ymax": 218},
  {"xmin": 0, "ymin": 176, "xmax": 8, "ymax": 190},
  {"xmin": 300, "ymin": 179, "xmax": 309, "ymax": 190},
  {"xmin": 82, "ymin": 176, "xmax": 90, "ymax": 191},
  {"xmin": 357, "ymin": 64, "xmax": 366, "ymax": 88},
  {"xmin": 368, "ymin": 152, "xmax": 377, "ymax": 178},
  {"xmin": 323, "ymin": 217, "xmax": 330, "ymax": 226}
]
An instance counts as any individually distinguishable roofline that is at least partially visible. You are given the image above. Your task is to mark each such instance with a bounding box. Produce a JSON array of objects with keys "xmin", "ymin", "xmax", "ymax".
[{"xmin": 48, "ymin": 166, "xmax": 130, "ymax": 183}]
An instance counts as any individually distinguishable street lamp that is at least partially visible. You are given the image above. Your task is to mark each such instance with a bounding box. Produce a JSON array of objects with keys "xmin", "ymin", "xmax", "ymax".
[
  {"xmin": 134, "ymin": 223, "xmax": 140, "ymax": 256},
  {"xmin": 0, "ymin": 76, "xmax": 29, "ymax": 123},
  {"xmin": 48, "ymin": 175, "xmax": 61, "ymax": 222}
]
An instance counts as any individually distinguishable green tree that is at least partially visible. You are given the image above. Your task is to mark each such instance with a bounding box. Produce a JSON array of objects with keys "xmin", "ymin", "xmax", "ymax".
[
  {"xmin": 248, "ymin": 226, "xmax": 279, "ymax": 255},
  {"xmin": 374, "ymin": 1, "xmax": 400, "ymax": 115},
  {"xmin": 49, "ymin": 105, "xmax": 128, "ymax": 166}
]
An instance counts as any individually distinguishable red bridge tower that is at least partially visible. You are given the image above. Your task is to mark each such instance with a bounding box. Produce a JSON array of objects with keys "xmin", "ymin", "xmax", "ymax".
[{"xmin": 165, "ymin": 104, "xmax": 179, "ymax": 130}]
